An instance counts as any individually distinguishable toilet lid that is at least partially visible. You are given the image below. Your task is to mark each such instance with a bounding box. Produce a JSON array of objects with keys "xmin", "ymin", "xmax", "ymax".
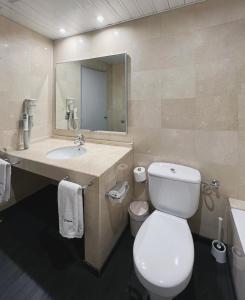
[{"xmin": 133, "ymin": 210, "xmax": 194, "ymax": 289}]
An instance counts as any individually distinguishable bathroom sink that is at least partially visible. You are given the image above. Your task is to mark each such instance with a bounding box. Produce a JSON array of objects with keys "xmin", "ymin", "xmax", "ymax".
[{"xmin": 46, "ymin": 146, "xmax": 86, "ymax": 160}]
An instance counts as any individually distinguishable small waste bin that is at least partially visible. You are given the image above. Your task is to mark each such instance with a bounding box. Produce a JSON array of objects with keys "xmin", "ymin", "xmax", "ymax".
[{"xmin": 128, "ymin": 201, "xmax": 149, "ymax": 237}]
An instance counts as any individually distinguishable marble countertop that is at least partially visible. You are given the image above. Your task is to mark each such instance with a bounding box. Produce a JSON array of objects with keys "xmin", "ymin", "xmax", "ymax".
[{"xmin": 5, "ymin": 138, "xmax": 132, "ymax": 177}]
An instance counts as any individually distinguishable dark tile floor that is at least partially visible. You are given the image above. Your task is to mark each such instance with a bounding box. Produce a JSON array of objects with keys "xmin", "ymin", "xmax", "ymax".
[{"xmin": 0, "ymin": 185, "xmax": 236, "ymax": 300}]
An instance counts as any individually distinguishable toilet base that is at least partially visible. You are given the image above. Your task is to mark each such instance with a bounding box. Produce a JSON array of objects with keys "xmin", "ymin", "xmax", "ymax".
[{"xmin": 149, "ymin": 291, "xmax": 173, "ymax": 300}]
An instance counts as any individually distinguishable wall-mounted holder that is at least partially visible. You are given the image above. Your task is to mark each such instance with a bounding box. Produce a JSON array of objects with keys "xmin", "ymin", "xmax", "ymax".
[
  {"xmin": 3, "ymin": 158, "xmax": 20, "ymax": 166},
  {"xmin": 202, "ymin": 179, "xmax": 220, "ymax": 190},
  {"xmin": 106, "ymin": 181, "xmax": 129, "ymax": 204},
  {"xmin": 62, "ymin": 175, "xmax": 93, "ymax": 191},
  {"xmin": 21, "ymin": 98, "xmax": 37, "ymax": 149}
]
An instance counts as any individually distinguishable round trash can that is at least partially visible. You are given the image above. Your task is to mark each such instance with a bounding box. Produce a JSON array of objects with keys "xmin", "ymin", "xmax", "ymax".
[{"xmin": 128, "ymin": 201, "xmax": 149, "ymax": 237}]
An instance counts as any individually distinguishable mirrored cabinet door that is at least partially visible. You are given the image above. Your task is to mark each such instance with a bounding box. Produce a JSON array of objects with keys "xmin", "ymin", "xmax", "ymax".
[{"xmin": 55, "ymin": 53, "xmax": 128, "ymax": 133}]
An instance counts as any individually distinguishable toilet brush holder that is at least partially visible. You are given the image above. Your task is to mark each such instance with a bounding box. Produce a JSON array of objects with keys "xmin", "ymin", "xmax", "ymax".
[{"xmin": 211, "ymin": 240, "xmax": 227, "ymax": 264}]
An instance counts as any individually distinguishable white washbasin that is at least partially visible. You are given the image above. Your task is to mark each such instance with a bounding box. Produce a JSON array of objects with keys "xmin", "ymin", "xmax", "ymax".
[{"xmin": 46, "ymin": 146, "xmax": 86, "ymax": 160}]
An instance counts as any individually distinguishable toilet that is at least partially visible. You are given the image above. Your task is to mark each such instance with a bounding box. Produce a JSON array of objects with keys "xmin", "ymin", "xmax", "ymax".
[{"xmin": 133, "ymin": 162, "xmax": 201, "ymax": 300}]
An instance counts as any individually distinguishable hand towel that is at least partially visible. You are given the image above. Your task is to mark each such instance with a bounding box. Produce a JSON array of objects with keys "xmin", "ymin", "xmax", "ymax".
[
  {"xmin": 58, "ymin": 180, "xmax": 84, "ymax": 239},
  {"xmin": 0, "ymin": 159, "xmax": 11, "ymax": 204}
]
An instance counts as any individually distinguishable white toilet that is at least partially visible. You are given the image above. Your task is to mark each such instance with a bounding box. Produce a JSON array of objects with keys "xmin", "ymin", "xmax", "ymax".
[{"xmin": 133, "ymin": 162, "xmax": 201, "ymax": 300}]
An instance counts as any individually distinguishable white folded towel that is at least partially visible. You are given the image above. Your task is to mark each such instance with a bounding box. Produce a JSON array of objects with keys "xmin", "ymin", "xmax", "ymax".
[
  {"xmin": 0, "ymin": 159, "xmax": 11, "ymax": 204},
  {"xmin": 58, "ymin": 180, "xmax": 84, "ymax": 239}
]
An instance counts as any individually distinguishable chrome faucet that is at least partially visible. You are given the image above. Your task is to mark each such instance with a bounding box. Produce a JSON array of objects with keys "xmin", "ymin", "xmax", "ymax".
[{"xmin": 74, "ymin": 134, "xmax": 85, "ymax": 146}]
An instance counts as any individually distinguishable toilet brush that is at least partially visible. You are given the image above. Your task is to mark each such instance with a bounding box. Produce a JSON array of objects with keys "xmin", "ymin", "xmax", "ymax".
[
  {"xmin": 217, "ymin": 217, "xmax": 223, "ymax": 249},
  {"xmin": 211, "ymin": 217, "xmax": 227, "ymax": 263}
]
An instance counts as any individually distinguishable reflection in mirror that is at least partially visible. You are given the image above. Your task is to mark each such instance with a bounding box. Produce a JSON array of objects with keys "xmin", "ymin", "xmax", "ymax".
[{"xmin": 55, "ymin": 53, "xmax": 128, "ymax": 133}]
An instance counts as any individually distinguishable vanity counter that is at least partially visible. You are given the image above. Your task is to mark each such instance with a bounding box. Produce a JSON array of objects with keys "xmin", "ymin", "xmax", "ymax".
[
  {"xmin": 4, "ymin": 137, "xmax": 133, "ymax": 271},
  {"xmin": 5, "ymin": 138, "xmax": 132, "ymax": 177}
]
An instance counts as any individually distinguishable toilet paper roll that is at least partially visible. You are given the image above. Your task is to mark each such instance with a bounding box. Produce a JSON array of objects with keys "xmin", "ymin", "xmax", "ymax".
[{"xmin": 134, "ymin": 167, "xmax": 146, "ymax": 183}]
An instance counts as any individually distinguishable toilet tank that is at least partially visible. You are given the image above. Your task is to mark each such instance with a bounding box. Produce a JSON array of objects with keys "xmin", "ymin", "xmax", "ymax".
[{"xmin": 148, "ymin": 162, "xmax": 201, "ymax": 219}]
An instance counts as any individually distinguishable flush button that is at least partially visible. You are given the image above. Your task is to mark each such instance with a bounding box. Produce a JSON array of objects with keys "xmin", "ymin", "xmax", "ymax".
[{"xmin": 170, "ymin": 168, "xmax": 176, "ymax": 173}]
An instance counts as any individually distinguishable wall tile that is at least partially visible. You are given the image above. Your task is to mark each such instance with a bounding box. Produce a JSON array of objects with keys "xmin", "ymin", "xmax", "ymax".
[
  {"xmin": 159, "ymin": 4, "xmax": 198, "ymax": 35},
  {"xmin": 159, "ymin": 129, "xmax": 196, "ymax": 164},
  {"xmin": 196, "ymin": 57, "xmax": 239, "ymax": 97},
  {"xmin": 195, "ymin": 93, "xmax": 238, "ymax": 130},
  {"xmin": 238, "ymin": 84, "xmax": 245, "ymax": 130},
  {"xmin": 162, "ymin": 98, "xmax": 196, "ymax": 129},
  {"xmin": 192, "ymin": 0, "xmax": 245, "ymax": 30},
  {"xmin": 130, "ymin": 70, "xmax": 162, "ymax": 101},
  {"xmin": 129, "ymin": 127, "xmax": 161, "ymax": 156},
  {"xmin": 129, "ymin": 100, "xmax": 161, "ymax": 129},
  {"xmin": 160, "ymin": 65, "xmax": 196, "ymax": 99},
  {"xmin": 194, "ymin": 130, "xmax": 238, "ymax": 166},
  {"xmin": 195, "ymin": 20, "xmax": 245, "ymax": 64}
]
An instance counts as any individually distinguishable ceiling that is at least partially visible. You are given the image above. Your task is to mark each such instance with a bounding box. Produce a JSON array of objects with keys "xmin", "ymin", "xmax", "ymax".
[{"xmin": 0, "ymin": 0, "xmax": 205, "ymax": 40}]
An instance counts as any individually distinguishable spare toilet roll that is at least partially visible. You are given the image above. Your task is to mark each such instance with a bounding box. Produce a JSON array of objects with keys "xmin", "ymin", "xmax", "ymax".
[{"xmin": 134, "ymin": 167, "xmax": 146, "ymax": 183}]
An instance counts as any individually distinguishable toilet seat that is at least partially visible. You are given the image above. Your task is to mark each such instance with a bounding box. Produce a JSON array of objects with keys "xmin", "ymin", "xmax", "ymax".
[{"xmin": 133, "ymin": 210, "xmax": 194, "ymax": 298}]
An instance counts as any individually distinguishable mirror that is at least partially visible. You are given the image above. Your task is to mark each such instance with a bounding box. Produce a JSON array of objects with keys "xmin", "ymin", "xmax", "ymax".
[{"xmin": 55, "ymin": 53, "xmax": 128, "ymax": 133}]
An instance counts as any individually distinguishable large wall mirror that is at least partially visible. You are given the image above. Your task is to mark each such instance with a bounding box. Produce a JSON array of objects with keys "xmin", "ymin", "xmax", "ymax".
[{"xmin": 55, "ymin": 53, "xmax": 128, "ymax": 133}]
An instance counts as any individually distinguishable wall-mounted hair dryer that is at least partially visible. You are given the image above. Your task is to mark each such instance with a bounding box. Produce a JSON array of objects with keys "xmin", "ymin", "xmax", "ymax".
[
  {"xmin": 65, "ymin": 98, "xmax": 78, "ymax": 130},
  {"xmin": 21, "ymin": 99, "xmax": 37, "ymax": 149}
]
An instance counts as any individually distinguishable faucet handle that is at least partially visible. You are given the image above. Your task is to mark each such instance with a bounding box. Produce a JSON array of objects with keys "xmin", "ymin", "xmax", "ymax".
[
  {"xmin": 74, "ymin": 133, "xmax": 85, "ymax": 145},
  {"xmin": 75, "ymin": 133, "xmax": 84, "ymax": 140}
]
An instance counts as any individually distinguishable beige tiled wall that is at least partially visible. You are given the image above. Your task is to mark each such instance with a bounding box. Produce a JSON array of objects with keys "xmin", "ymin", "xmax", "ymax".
[
  {"xmin": 0, "ymin": 16, "xmax": 53, "ymax": 151},
  {"xmin": 0, "ymin": 16, "xmax": 53, "ymax": 208},
  {"xmin": 54, "ymin": 0, "xmax": 245, "ymax": 241}
]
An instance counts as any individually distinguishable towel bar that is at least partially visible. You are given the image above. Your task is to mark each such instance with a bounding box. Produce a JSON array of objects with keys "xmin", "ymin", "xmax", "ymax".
[
  {"xmin": 3, "ymin": 158, "xmax": 20, "ymax": 166},
  {"xmin": 62, "ymin": 175, "xmax": 93, "ymax": 191}
]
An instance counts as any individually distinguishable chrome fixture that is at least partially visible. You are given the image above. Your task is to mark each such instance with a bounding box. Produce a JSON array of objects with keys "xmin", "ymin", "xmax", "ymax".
[
  {"xmin": 3, "ymin": 158, "xmax": 20, "ymax": 166},
  {"xmin": 21, "ymin": 99, "xmax": 37, "ymax": 149},
  {"xmin": 62, "ymin": 175, "xmax": 93, "ymax": 191},
  {"xmin": 202, "ymin": 179, "xmax": 220, "ymax": 190},
  {"xmin": 65, "ymin": 98, "xmax": 78, "ymax": 130},
  {"xmin": 74, "ymin": 133, "xmax": 85, "ymax": 146},
  {"xmin": 210, "ymin": 180, "xmax": 220, "ymax": 190},
  {"xmin": 106, "ymin": 181, "xmax": 129, "ymax": 201}
]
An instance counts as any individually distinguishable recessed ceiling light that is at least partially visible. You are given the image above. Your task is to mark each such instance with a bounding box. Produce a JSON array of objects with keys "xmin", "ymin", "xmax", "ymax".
[
  {"xmin": 113, "ymin": 30, "xmax": 119, "ymax": 36},
  {"xmin": 97, "ymin": 15, "xmax": 104, "ymax": 23},
  {"xmin": 59, "ymin": 28, "xmax": 66, "ymax": 34}
]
